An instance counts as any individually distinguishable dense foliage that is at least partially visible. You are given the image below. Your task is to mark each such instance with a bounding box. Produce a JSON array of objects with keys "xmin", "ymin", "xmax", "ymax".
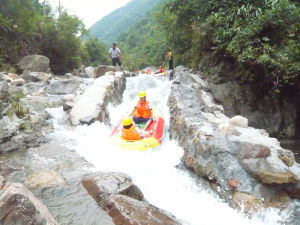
[
  {"xmin": 117, "ymin": 6, "xmax": 168, "ymax": 71},
  {"xmin": 163, "ymin": 0, "xmax": 300, "ymax": 93},
  {"xmin": 89, "ymin": 0, "xmax": 161, "ymax": 46},
  {"xmin": 0, "ymin": 0, "xmax": 108, "ymax": 74}
]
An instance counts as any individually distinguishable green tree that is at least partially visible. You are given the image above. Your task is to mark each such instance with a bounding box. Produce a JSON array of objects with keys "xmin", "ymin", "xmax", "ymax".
[
  {"xmin": 84, "ymin": 37, "xmax": 109, "ymax": 66},
  {"xmin": 163, "ymin": 0, "xmax": 300, "ymax": 92}
]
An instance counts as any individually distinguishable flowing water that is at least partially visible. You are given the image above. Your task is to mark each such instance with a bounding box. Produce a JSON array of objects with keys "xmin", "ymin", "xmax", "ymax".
[{"xmin": 45, "ymin": 74, "xmax": 300, "ymax": 225}]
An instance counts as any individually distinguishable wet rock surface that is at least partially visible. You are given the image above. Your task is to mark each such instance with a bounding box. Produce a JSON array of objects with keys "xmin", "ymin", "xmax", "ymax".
[
  {"xmin": 70, "ymin": 71, "xmax": 126, "ymax": 125},
  {"xmin": 168, "ymin": 67, "xmax": 300, "ymax": 205},
  {"xmin": 47, "ymin": 77, "xmax": 83, "ymax": 95},
  {"xmin": 104, "ymin": 194, "xmax": 180, "ymax": 225},
  {"xmin": 82, "ymin": 172, "xmax": 144, "ymax": 205},
  {"xmin": 0, "ymin": 176, "xmax": 58, "ymax": 225}
]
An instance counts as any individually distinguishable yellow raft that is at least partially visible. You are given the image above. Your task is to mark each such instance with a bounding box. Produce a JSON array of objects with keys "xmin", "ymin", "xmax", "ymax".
[{"xmin": 110, "ymin": 110, "xmax": 165, "ymax": 151}]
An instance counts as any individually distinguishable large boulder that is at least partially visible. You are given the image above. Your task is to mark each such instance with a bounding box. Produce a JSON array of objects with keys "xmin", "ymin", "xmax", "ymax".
[
  {"xmin": 21, "ymin": 70, "xmax": 52, "ymax": 83},
  {"xmin": 0, "ymin": 116, "xmax": 22, "ymax": 153},
  {"xmin": 47, "ymin": 78, "xmax": 83, "ymax": 95},
  {"xmin": 0, "ymin": 178, "xmax": 58, "ymax": 225},
  {"xmin": 17, "ymin": 55, "xmax": 51, "ymax": 73},
  {"xmin": 70, "ymin": 72, "xmax": 126, "ymax": 125},
  {"xmin": 104, "ymin": 195, "xmax": 180, "ymax": 225},
  {"xmin": 82, "ymin": 172, "xmax": 144, "ymax": 205},
  {"xmin": 94, "ymin": 65, "xmax": 117, "ymax": 78}
]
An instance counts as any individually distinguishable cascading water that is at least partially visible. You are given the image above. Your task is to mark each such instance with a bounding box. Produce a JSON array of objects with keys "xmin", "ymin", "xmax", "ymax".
[{"xmin": 48, "ymin": 74, "xmax": 297, "ymax": 225}]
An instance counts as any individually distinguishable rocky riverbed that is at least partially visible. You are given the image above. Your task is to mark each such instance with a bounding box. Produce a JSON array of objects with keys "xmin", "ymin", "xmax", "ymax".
[{"xmin": 0, "ymin": 55, "xmax": 299, "ymax": 224}]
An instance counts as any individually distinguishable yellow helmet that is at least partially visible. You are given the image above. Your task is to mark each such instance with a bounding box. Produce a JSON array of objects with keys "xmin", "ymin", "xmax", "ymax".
[
  {"xmin": 123, "ymin": 117, "xmax": 132, "ymax": 126},
  {"xmin": 138, "ymin": 91, "xmax": 146, "ymax": 98}
]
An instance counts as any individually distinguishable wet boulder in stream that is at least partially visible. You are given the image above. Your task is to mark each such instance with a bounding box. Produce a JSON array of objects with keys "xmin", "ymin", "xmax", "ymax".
[
  {"xmin": 0, "ymin": 176, "xmax": 58, "ymax": 225},
  {"xmin": 104, "ymin": 194, "xmax": 180, "ymax": 225},
  {"xmin": 82, "ymin": 172, "xmax": 180, "ymax": 225},
  {"xmin": 168, "ymin": 67, "xmax": 300, "ymax": 204},
  {"xmin": 47, "ymin": 77, "xmax": 83, "ymax": 95},
  {"xmin": 82, "ymin": 172, "xmax": 144, "ymax": 205},
  {"xmin": 70, "ymin": 72, "xmax": 126, "ymax": 125}
]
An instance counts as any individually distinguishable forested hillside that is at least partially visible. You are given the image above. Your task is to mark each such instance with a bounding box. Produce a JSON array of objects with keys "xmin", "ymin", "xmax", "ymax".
[
  {"xmin": 117, "ymin": 2, "xmax": 168, "ymax": 71},
  {"xmin": 0, "ymin": 0, "xmax": 109, "ymax": 74},
  {"xmin": 163, "ymin": 0, "xmax": 300, "ymax": 95},
  {"xmin": 89, "ymin": 0, "xmax": 161, "ymax": 45},
  {"xmin": 117, "ymin": 0, "xmax": 299, "ymax": 97}
]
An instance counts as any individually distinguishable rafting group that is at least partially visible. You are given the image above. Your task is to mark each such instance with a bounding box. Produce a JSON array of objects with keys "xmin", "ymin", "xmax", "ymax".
[
  {"xmin": 110, "ymin": 91, "xmax": 165, "ymax": 151},
  {"xmin": 109, "ymin": 45, "xmax": 174, "ymax": 151}
]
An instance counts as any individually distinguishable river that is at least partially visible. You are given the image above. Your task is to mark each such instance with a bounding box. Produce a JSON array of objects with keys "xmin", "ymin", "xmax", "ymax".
[{"xmin": 46, "ymin": 74, "xmax": 299, "ymax": 225}]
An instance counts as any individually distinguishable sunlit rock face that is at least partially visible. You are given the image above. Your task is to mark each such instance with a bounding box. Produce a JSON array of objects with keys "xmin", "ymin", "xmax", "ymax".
[
  {"xmin": 168, "ymin": 67, "xmax": 300, "ymax": 205},
  {"xmin": 0, "ymin": 176, "xmax": 58, "ymax": 225},
  {"xmin": 70, "ymin": 72, "xmax": 126, "ymax": 125}
]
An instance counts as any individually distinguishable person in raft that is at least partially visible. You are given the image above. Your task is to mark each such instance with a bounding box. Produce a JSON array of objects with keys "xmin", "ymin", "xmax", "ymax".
[
  {"xmin": 121, "ymin": 117, "xmax": 148, "ymax": 140},
  {"xmin": 131, "ymin": 91, "xmax": 153, "ymax": 130}
]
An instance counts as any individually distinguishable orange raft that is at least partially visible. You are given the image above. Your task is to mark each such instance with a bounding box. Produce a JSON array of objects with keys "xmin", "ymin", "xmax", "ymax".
[{"xmin": 110, "ymin": 112, "xmax": 164, "ymax": 151}]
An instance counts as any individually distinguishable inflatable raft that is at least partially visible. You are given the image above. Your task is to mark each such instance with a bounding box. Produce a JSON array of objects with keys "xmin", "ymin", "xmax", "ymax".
[{"xmin": 110, "ymin": 111, "xmax": 164, "ymax": 151}]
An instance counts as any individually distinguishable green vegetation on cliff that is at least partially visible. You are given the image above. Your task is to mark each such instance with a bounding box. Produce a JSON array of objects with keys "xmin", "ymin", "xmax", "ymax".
[
  {"xmin": 162, "ymin": 0, "xmax": 300, "ymax": 93},
  {"xmin": 0, "ymin": 0, "xmax": 108, "ymax": 73}
]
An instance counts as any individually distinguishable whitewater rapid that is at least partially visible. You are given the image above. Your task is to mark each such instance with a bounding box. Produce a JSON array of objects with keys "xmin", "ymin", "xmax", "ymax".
[{"xmin": 47, "ymin": 74, "xmax": 294, "ymax": 225}]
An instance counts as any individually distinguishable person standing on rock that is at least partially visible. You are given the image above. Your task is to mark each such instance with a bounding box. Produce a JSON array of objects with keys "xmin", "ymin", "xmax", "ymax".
[{"xmin": 109, "ymin": 43, "xmax": 122, "ymax": 67}]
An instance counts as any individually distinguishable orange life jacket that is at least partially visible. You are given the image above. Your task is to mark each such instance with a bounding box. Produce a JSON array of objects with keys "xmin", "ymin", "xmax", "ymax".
[
  {"xmin": 121, "ymin": 125, "xmax": 142, "ymax": 140},
  {"xmin": 134, "ymin": 100, "xmax": 152, "ymax": 118}
]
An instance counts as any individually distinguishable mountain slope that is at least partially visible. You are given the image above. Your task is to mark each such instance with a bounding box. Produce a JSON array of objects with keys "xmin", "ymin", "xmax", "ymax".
[{"xmin": 89, "ymin": 0, "xmax": 160, "ymax": 45}]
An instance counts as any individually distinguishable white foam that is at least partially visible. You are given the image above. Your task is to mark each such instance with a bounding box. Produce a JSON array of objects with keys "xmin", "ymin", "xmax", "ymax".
[{"xmin": 47, "ymin": 74, "xmax": 294, "ymax": 225}]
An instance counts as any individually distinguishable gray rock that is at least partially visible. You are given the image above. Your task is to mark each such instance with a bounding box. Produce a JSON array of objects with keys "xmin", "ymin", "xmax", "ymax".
[
  {"xmin": 11, "ymin": 78, "xmax": 25, "ymax": 86},
  {"xmin": 94, "ymin": 65, "xmax": 117, "ymax": 78},
  {"xmin": 82, "ymin": 172, "xmax": 144, "ymax": 205},
  {"xmin": 79, "ymin": 116, "xmax": 95, "ymax": 125},
  {"xmin": 104, "ymin": 195, "xmax": 179, "ymax": 225},
  {"xmin": 277, "ymin": 149, "xmax": 295, "ymax": 167},
  {"xmin": 47, "ymin": 78, "xmax": 83, "ymax": 95},
  {"xmin": 210, "ymin": 81, "xmax": 297, "ymax": 137},
  {"xmin": 17, "ymin": 55, "xmax": 51, "ymax": 73},
  {"xmin": 0, "ymin": 116, "xmax": 21, "ymax": 145},
  {"xmin": 237, "ymin": 142, "xmax": 271, "ymax": 160},
  {"xmin": 22, "ymin": 82, "xmax": 47, "ymax": 95},
  {"xmin": 70, "ymin": 72, "xmax": 126, "ymax": 125},
  {"xmin": 241, "ymin": 157, "xmax": 299, "ymax": 184},
  {"xmin": 63, "ymin": 101, "xmax": 74, "ymax": 111},
  {"xmin": 168, "ymin": 67, "xmax": 300, "ymax": 199},
  {"xmin": 21, "ymin": 70, "xmax": 52, "ymax": 82},
  {"xmin": 0, "ymin": 181, "xmax": 58, "ymax": 225}
]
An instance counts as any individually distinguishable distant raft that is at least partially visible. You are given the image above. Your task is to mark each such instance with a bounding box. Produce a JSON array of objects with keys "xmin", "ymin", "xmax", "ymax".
[{"xmin": 110, "ymin": 110, "xmax": 164, "ymax": 151}]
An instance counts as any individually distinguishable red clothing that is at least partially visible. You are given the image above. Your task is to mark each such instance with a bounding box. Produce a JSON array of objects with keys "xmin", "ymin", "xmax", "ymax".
[
  {"xmin": 133, "ymin": 100, "xmax": 152, "ymax": 118},
  {"xmin": 121, "ymin": 125, "xmax": 142, "ymax": 140}
]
